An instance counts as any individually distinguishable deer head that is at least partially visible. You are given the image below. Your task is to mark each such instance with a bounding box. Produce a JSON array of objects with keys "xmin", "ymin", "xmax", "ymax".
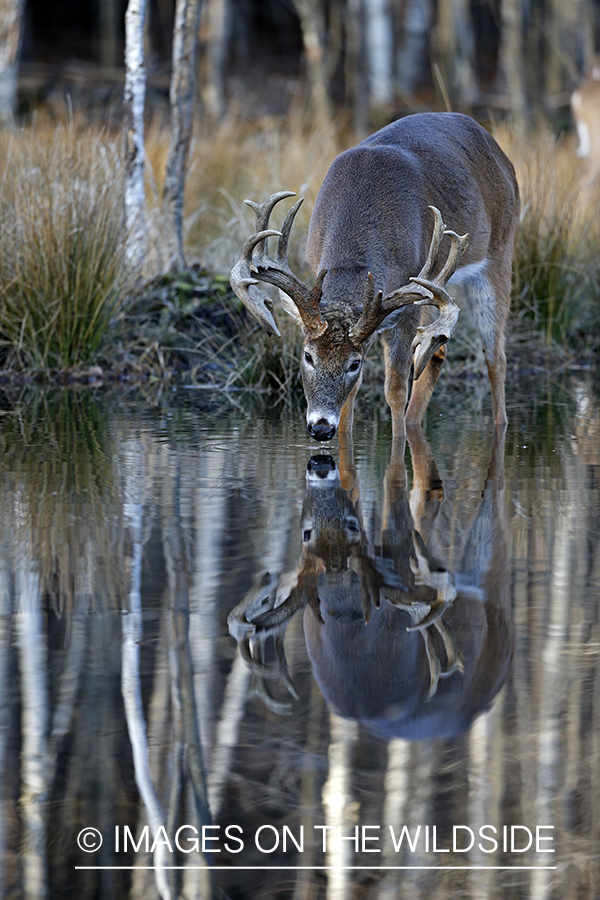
[{"xmin": 230, "ymin": 193, "xmax": 468, "ymax": 441}]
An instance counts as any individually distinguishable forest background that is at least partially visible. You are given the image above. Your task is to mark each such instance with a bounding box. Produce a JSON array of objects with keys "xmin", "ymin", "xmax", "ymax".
[{"xmin": 0, "ymin": 0, "xmax": 599, "ymax": 390}]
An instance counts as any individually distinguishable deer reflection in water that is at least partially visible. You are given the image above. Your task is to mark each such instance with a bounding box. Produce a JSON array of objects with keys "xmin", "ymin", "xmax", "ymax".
[{"xmin": 228, "ymin": 428, "xmax": 513, "ymax": 740}]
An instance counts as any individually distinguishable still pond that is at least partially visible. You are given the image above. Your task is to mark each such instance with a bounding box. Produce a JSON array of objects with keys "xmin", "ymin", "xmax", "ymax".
[{"xmin": 0, "ymin": 375, "xmax": 599, "ymax": 899}]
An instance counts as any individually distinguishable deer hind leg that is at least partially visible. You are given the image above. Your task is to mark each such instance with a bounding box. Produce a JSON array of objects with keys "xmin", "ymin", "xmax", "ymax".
[{"xmin": 462, "ymin": 263, "xmax": 510, "ymax": 427}]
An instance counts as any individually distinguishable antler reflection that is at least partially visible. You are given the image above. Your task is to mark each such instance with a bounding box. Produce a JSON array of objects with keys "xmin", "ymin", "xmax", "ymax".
[{"xmin": 228, "ymin": 433, "xmax": 470, "ymax": 713}]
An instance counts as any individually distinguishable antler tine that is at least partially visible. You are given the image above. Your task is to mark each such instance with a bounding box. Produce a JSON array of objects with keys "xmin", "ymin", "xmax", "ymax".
[
  {"xmin": 348, "ymin": 273, "xmax": 381, "ymax": 346},
  {"xmin": 410, "ymin": 223, "xmax": 468, "ymax": 380},
  {"xmin": 415, "ymin": 205, "xmax": 445, "ymax": 280},
  {"xmin": 349, "ymin": 261, "xmax": 438, "ymax": 349},
  {"xmin": 249, "ymin": 673, "xmax": 294, "ymax": 715},
  {"xmin": 244, "ymin": 190, "xmax": 296, "ymax": 260},
  {"xmin": 243, "ymin": 627, "xmax": 299, "ymax": 715},
  {"xmin": 434, "ymin": 619, "xmax": 465, "ymax": 677},
  {"xmin": 277, "ymin": 197, "xmax": 304, "ymax": 263},
  {"xmin": 274, "ymin": 634, "xmax": 300, "ymax": 700},
  {"xmin": 420, "ymin": 627, "xmax": 443, "ymax": 699},
  {"xmin": 240, "ymin": 229, "xmax": 282, "ymax": 264},
  {"xmin": 245, "ymin": 190, "xmax": 297, "ymax": 226},
  {"xmin": 230, "ymin": 191, "xmax": 328, "ymax": 338},
  {"xmin": 430, "ymin": 228, "xmax": 470, "ymax": 286}
]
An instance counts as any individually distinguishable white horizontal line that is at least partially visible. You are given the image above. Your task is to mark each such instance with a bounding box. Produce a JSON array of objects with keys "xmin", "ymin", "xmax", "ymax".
[{"xmin": 75, "ymin": 865, "xmax": 558, "ymax": 871}]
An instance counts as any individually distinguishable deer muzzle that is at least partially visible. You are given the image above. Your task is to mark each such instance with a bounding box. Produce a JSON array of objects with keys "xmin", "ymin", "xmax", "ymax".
[{"xmin": 307, "ymin": 416, "xmax": 337, "ymax": 442}]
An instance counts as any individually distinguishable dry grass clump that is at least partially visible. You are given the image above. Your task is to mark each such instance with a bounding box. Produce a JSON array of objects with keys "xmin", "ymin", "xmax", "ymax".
[
  {"xmin": 499, "ymin": 127, "xmax": 600, "ymax": 353},
  {"xmin": 0, "ymin": 121, "xmax": 132, "ymax": 371}
]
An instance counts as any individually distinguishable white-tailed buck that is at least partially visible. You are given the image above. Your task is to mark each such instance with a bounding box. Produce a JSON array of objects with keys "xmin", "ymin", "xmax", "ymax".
[
  {"xmin": 571, "ymin": 60, "xmax": 600, "ymax": 184},
  {"xmin": 231, "ymin": 113, "xmax": 520, "ymax": 441}
]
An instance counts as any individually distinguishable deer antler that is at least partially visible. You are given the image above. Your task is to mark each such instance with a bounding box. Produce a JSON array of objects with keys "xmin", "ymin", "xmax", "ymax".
[
  {"xmin": 227, "ymin": 572, "xmax": 304, "ymax": 713},
  {"xmin": 230, "ymin": 191, "xmax": 328, "ymax": 338},
  {"xmin": 410, "ymin": 223, "xmax": 469, "ymax": 379},
  {"xmin": 382, "ymin": 529, "xmax": 464, "ymax": 698},
  {"xmin": 348, "ymin": 207, "xmax": 468, "ymax": 376},
  {"xmin": 406, "ymin": 529, "xmax": 458, "ymax": 628}
]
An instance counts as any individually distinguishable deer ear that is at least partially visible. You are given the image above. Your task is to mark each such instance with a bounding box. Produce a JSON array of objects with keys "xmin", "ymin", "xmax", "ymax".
[{"xmin": 279, "ymin": 289, "xmax": 305, "ymax": 330}]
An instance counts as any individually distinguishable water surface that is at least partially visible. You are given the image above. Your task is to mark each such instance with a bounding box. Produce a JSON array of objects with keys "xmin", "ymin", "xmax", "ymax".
[{"xmin": 0, "ymin": 379, "xmax": 598, "ymax": 899}]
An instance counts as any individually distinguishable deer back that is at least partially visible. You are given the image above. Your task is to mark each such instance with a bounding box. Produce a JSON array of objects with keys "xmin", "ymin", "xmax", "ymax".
[{"xmin": 307, "ymin": 113, "xmax": 519, "ymax": 309}]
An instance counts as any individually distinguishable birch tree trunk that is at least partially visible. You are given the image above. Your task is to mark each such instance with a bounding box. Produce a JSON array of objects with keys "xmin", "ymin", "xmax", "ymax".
[
  {"xmin": 0, "ymin": 0, "xmax": 24, "ymax": 123},
  {"xmin": 431, "ymin": 0, "xmax": 476, "ymax": 111},
  {"xmin": 293, "ymin": 0, "xmax": 333, "ymax": 129},
  {"xmin": 396, "ymin": 0, "xmax": 433, "ymax": 96},
  {"xmin": 500, "ymin": 0, "xmax": 528, "ymax": 135},
  {"xmin": 365, "ymin": 0, "xmax": 393, "ymax": 108},
  {"xmin": 345, "ymin": 0, "xmax": 368, "ymax": 135},
  {"xmin": 162, "ymin": 449, "xmax": 215, "ymax": 898},
  {"xmin": 122, "ymin": 441, "xmax": 172, "ymax": 900},
  {"xmin": 163, "ymin": 0, "xmax": 204, "ymax": 269},
  {"xmin": 15, "ymin": 565, "xmax": 49, "ymax": 900},
  {"xmin": 203, "ymin": 0, "xmax": 229, "ymax": 121},
  {"xmin": 124, "ymin": 0, "xmax": 148, "ymax": 268}
]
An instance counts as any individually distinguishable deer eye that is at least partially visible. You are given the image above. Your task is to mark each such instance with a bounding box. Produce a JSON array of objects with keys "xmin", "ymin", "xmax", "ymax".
[
  {"xmin": 304, "ymin": 351, "xmax": 314, "ymax": 367},
  {"xmin": 347, "ymin": 360, "xmax": 361, "ymax": 373}
]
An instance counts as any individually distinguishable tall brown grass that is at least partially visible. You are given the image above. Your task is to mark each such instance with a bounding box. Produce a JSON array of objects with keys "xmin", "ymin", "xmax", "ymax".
[
  {"xmin": 0, "ymin": 120, "xmax": 131, "ymax": 370},
  {"xmin": 498, "ymin": 126, "xmax": 600, "ymax": 353}
]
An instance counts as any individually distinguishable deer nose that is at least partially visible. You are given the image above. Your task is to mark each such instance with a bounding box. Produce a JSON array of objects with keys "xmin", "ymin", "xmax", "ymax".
[{"xmin": 308, "ymin": 419, "xmax": 336, "ymax": 442}]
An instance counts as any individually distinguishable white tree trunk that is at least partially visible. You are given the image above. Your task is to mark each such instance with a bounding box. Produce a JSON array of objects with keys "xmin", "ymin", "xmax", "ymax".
[
  {"xmin": 15, "ymin": 567, "xmax": 48, "ymax": 899},
  {"xmin": 432, "ymin": 0, "xmax": 477, "ymax": 110},
  {"xmin": 203, "ymin": 0, "xmax": 229, "ymax": 120},
  {"xmin": 164, "ymin": 0, "xmax": 203, "ymax": 268},
  {"xmin": 500, "ymin": 0, "xmax": 528, "ymax": 135},
  {"xmin": 365, "ymin": 0, "xmax": 393, "ymax": 107},
  {"xmin": 396, "ymin": 0, "xmax": 433, "ymax": 95},
  {"xmin": 124, "ymin": 0, "xmax": 148, "ymax": 268},
  {"xmin": 0, "ymin": 0, "xmax": 24, "ymax": 123},
  {"xmin": 122, "ymin": 442, "xmax": 172, "ymax": 900},
  {"xmin": 293, "ymin": 0, "xmax": 332, "ymax": 128}
]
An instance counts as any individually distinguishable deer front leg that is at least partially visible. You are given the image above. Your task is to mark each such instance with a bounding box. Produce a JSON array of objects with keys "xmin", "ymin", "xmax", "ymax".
[
  {"xmin": 483, "ymin": 335, "xmax": 508, "ymax": 427},
  {"xmin": 382, "ymin": 334, "xmax": 412, "ymax": 444},
  {"xmin": 338, "ymin": 370, "xmax": 363, "ymax": 440},
  {"xmin": 406, "ymin": 344, "xmax": 446, "ymax": 425}
]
